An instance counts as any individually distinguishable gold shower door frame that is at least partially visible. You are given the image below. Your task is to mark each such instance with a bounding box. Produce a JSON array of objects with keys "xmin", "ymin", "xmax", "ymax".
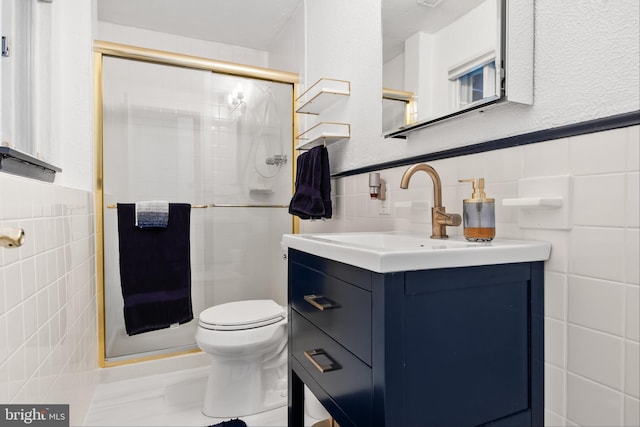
[{"xmin": 93, "ymin": 40, "xmax": 300, "ymax": 367}]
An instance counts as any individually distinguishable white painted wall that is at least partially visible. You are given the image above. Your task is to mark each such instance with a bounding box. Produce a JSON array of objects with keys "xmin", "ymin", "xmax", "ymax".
[
  {"xmin": 326, "ymin": 0, "xmax": 640, "ymax": 174},
  {"xmin": 97, "ymin": 22, "xmax": 268, "ymax": 69},
  {"xmin": 304, "ymin": 0, "xmax": 384, "ymax": 170},
  {"xmin": 49, "ymin": 0, "xmax": 95, "ymax": 191},
  {"xmin": 267, "ymin": 0, "xmax": 305, "ymax": 78}
]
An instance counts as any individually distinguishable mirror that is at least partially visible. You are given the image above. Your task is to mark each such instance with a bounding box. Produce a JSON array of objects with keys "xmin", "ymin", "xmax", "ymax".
[{"xmin": 382, "ymin": 0, "xmax": 505, "ymax": 137}]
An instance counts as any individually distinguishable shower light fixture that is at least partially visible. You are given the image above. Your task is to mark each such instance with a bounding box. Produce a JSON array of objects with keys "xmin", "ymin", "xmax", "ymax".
[{"xmin": 228, "ymin": 90, "xmax": 244, "ymax": 109}]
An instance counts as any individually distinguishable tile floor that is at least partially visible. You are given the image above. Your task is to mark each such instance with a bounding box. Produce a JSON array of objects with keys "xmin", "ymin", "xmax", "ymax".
[{"xmin": 84, "ymin": 356, "xmax": 325, "ymax": 427}]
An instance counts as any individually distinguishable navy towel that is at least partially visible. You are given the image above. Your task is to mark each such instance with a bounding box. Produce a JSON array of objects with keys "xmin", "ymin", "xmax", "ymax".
[
  {"xmin": 117, "ymin": 203, "xmax": 193, "ymax": 335},
  {"xmin": 289, "ymin": 145, "xmax": 332, "ymax": 219}
]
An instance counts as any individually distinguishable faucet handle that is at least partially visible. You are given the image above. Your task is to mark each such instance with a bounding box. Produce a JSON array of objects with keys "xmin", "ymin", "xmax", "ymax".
[
  {"xmin": 441, "ymin": 213, "xmax": 462, "ymax": 227},
  {"xmin": 433, "ymin": 208, "xmax": 462, "ymax": 227}
]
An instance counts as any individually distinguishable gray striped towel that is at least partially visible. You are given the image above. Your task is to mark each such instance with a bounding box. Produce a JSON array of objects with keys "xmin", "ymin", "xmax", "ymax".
[{"xmin": 135, "ymin": 201, "xmax": 169, "ymax": 228}]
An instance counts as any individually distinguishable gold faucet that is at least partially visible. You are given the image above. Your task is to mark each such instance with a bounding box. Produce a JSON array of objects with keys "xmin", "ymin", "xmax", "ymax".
[{"xmin": 400, "ymin": 163, "xmax": 462, "ymax": 239}]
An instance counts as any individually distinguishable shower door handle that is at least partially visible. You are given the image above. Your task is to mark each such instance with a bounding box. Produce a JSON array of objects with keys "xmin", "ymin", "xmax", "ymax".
[{"xmin": 303, "ymin": 294, "xmax": 340, "ymax": 311}]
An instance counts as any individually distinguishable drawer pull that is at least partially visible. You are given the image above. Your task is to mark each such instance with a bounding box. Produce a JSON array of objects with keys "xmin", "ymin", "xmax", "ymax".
[
  {"xmin": 304, "ymin": 349, "xmax": 341, "ymax": 373},
  {"xmin": 304, "ymin": 294, "xmax": 340, "ymax": 311}
]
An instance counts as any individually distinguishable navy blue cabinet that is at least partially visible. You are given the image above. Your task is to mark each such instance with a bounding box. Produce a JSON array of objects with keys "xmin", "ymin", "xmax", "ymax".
[{"xmin": 288, "ymin": 248, "xmax": 544, "ymax": 427}]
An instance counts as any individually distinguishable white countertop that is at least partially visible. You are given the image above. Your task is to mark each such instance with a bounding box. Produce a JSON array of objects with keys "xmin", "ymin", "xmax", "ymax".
[{"xmin": 282, "ymin": 231, "xmax": 551, "ymax": 273}]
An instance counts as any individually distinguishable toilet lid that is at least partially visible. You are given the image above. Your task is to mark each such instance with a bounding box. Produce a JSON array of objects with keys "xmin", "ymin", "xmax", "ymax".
[{"xmin": 199, "ymin": 299, "xmax": 285, "ymax": 331}]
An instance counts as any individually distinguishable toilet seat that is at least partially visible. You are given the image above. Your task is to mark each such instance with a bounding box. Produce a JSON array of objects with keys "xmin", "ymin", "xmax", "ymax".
[{"xmin": 199, "ymin": 299, "xmax": 286, "ymax": 331}]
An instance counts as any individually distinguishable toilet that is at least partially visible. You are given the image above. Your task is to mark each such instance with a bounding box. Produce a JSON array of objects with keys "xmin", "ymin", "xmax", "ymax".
[{"xmin": 196, "ymin": 299, "xmax": 288, "ymax": 418}]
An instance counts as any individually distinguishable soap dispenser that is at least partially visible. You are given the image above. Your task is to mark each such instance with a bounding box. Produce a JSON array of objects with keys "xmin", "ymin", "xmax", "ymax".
[{"xmin": 459, "ymin": 178, "xmax": 495, "ymax": 241}]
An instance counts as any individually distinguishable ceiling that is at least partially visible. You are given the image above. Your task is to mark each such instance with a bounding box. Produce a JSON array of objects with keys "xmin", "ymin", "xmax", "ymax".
[
  {"xmin": 97, "ymin": 0, "xmax": 302, "ymax": 51},
  {"xmin": 97, "ymin": 0, "xmax": 485, "ymax": 61}
]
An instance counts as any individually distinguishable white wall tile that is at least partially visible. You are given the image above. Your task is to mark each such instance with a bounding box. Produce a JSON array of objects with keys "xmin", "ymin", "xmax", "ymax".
[
  {"xmin": 569, "ymin": 227, "xmax": 625, "ymax": 282},
  {"xmin": 0, "ymin": 358, "xmax": 8, "ymax": 403},
  {"xmin": 546, "ymin": 363, "xmax": 566, "ymax": 416},
  {"xmin": 568, "ymin": 325, "xmax": 623, "ymax": 390},
  {"xmin": 570, "ymin": 128, "xmax": 627, "ymax": 176},
  {"xmin": 17, "ymin": 180, "xmax": 33, "ymax": 219},
  {"xmin": 0, "ymin": 314, "xmax": 7, "ymax": 364},
  {"xmin": 3, "ymin": 263, "xmax": 23, "ymax": 311},
  {"xmin": 627, "ymin": 126, "xmax": 640, "ymax": 172},
  {"xmin": 6, "ymin": 306, "xmax": 24, "ymax": 356},
  {"xmin": 0, "ymin": 175, "xmax": 97, "ymax": 416},
  {"xmin": 457, "ymin": 152, "xmax": 488, "ymax": 179},
  {"xmin": 546, "ymin": 317, "xmax": 566, "ymax": 368},
  {"xmin": 545, "ymin": 271, "xmax": 567, "ymax": 320},
  {"xmin": 626, "ymin": 229, "xmax": 640, "ymax": 285},
  {"xmin": 8, "ymin": 346, "xmax": 26, "ymax": 399},
  {"xmin": 625, "ymin": 396, "xmax": 640, "ymax": 427},
  {"xmin": 545, "ymin": 409, "xmax": 566, "ymax": 427},
  {"xmin": 23, "ymin": 296, "xmax": 38, "ymax": 340},
  {"xmin": 521, "ymin": 229, "xmax": 569, "ymax": 273},
  {"xmin": 567, "ymin": 373, "xmax": 622, "ymax": 427},
  {"xmin": 19, "ymin": 219, "xmax": 36, "ymax": 260},
  {"xmin": 523, "ymin": 138, "xmax": 571, "ymax": 177},
  {"xmin": 627, "ymin": 286, "xmax": 640, "ymax": 341},
  {"xmin": 21, "ymin": 258, "xmax": 37, "ymax": 300},
  {"xmin": 483, "ymin": 146, "xmax": 523, "ymax": 183},
  {"xmin": 35, "ymin": 253, "xmax": 48, "ymax": 292},
  {"xmin": 626, "ymin": 173, "xmax": 639, "ymax": 228},
  {"xmin": 625, "ymin": 341, "xmax": 639, "ymax": 398},
  {"xmin": 1, "ymin": 228, "xmax": 21, "ymax": 266},
  {"xmin": 0, "ymin": 177, "xmax": 21, "ymax": 220},
  {"xmin": 568, "ymin": 276, "xmax": 625, "ymax": 335},
  {"xmin": 0, "ymin": 271, "xmax": 5, "ymax": 316},
  {"xmin": 572, "ymin": 174, "xmax": 625, "ymax": 226}
]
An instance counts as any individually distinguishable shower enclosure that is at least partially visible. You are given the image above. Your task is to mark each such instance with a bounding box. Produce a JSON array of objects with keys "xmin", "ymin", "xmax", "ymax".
[{"xmin": 95, "ymin": 42, "xmax": 297, "ymax": 364}]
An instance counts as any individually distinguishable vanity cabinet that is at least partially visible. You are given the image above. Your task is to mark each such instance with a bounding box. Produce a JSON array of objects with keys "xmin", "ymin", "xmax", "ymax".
[{"xmin": 287, "ymin": 248, "xmax": 544, "ymax": 427}]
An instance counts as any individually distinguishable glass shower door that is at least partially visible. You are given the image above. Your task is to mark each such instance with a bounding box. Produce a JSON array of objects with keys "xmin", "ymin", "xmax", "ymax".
[
  {"xmin": 101, "ymin": 55, "xmax": 293, "ymax": 362},
  {"xmin": 102, "ymin": 56, "xmax": 211, "ymax": 360}
]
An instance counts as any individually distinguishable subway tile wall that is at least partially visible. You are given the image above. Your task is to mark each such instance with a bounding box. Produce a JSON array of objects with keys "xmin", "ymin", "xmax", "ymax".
[
  {"xmin": 0, "ymin": 173, "xmax": 98, "ymax": 424},
  {"xmin": 300, "ymin": 125, "xmax": 640, "ymax": 427}
]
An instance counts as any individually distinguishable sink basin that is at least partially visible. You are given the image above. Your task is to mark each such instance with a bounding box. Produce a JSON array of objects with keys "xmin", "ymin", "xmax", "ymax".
[{"xmin": 282, "ymin": 231, "xmax": 551, "ymax": 273}]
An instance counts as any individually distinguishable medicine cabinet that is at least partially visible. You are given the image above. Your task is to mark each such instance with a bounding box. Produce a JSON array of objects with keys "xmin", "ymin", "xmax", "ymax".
[{"xmin": 382, "ymin": 0, "xmax": 533, "ymax": 138}]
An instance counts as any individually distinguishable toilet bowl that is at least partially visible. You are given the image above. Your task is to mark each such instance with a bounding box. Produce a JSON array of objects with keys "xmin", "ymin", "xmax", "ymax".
[{"xmin": 196, "ymin": 299, "xmax": 288, "ymax": 418}]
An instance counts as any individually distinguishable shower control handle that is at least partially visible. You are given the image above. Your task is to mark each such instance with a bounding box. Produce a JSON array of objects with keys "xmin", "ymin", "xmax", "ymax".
[{"xmin": 265, "ymin": 154, "xmax": 287, "ymax": 166}]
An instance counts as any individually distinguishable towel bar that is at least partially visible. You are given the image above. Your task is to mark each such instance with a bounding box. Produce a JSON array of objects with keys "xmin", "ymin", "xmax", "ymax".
[
  {"xmin": 106, "ymin": 204, "xmax": 208, "ymax": 209},
  {"xmin": 210, "ymin": 203, "xmax": 289, "ymax": 208}
]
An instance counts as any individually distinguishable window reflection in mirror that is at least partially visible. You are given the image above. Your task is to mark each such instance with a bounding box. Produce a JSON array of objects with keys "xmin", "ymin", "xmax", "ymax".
[{"xmin": 382, "ymin": 0, "xmax": 502, "ymax": 135}]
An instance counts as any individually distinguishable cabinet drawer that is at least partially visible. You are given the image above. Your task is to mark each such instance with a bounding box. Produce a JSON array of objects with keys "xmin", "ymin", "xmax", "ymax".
[
  {"xmin": 291, "ymin": 311, "xmax": 372, "ymax": 427},
  {"xmin": 290, "ymin": 261, "xmax": 371, "ymax": 365}
]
